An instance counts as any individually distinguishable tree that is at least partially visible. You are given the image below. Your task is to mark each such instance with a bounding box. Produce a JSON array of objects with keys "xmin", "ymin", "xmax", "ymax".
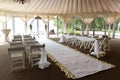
[
  {"xmin": 53, "ymin": 17, "xmax": 63, "ymax": 33},
  {"xmin": 95, "ymin": 17, "xmax": 103, "ymax": 31}
]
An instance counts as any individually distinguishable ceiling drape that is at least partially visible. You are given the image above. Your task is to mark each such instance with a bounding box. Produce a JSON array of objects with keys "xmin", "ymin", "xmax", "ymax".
[
  {"xmin": 103, "ymin": 15, "xmax": 119, "ymax": 38},
  {"xmin": 81, "ymin": 18, "xmax": 94, "ymax": 35},
  {"xmin": 19, "ymin": 15, "xmax": 32, "ymax": 22},
  {"xmin": 81, "ymin": 18, "xmax": 94, "ymax": 25},
  {"xmin": 60, "ymin": 16, "xmax": 74, "ymax": 23},
  {"xmin": 103, "ymin": 16, "xmax": 119, "ymax": 25},
  {"xmin": 0, "ymin": 0, "xmax": 120, "ymax": 16},
  {"xmin": 0, "ymin": 0, "xmax": 119, "ymax": 23},
  {"xmin": 0, "ymin": 14, "xmax": 12, "ymax": 28},
  {"xmin": 41, "ymin": 16, "xmax": 54, "ymax": 23}
]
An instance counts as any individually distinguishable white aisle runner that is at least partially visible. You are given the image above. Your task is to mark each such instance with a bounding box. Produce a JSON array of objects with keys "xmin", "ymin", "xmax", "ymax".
[{"xmin": 39, "ymin": 38, "xmax": 114, "ymax": 79}]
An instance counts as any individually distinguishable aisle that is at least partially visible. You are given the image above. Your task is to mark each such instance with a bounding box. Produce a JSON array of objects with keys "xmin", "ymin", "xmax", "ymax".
[{"xmin": 39, "ymin": 38, "xmax": 114, "ymax": 79}]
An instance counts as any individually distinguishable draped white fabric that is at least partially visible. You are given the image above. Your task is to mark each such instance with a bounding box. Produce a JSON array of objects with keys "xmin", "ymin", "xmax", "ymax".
[
  {"xmin": 1, "ymin": 29, "xmax": 11, "ymax": 42},
  {"xmin": 85, "ymin": 25, "xmax": 90, "ymax": 35},
  {"xmin": 39, "ymin": 47, "xmax": 51, "ymax": 69},
  {"xmin": 104, "ymin": 16, "xmax": 119, "ymax": 25},
  {"xmin": 81, "ymin": 18, "xmax": 94, "ymax": 35},
  {"xmin": 19, "ymin": 15, "xmax": 32, "ymax": 22},
  {"xmin": 103, "ymin": 16, "xmax": 119, "ymax": 37},
  {"xmin": 0, "ymin": 15, "xmax": 12, "ymax": 28},
  {"xmin": 81, "ymin": 18, "xmax": 94, "ymax": 25},
  {"xmin": 90, "ymin": 40, "xmax": 106, "ymax": 58},
  {"xmin": 0, "ymin": 0, "xmax": 119, "ymax": 18},
  {"xmin": 90, "ymin": 40, "xmax": 100, "ymax": 57}
]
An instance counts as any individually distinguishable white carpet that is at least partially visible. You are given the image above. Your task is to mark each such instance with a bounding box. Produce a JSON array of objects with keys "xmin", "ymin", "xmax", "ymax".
[{"xmin": 39, "ymin": 38, "xmax": 114, "ymax": 79}]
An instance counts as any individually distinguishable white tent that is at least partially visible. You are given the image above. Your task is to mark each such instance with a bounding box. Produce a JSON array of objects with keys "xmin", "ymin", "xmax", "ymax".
[
  {"xmin": 0, "ymin": 0, "xmax": 119, "ymax": 39},
  {"xmin": 0, "ymin": 0, "xmax": 119, "ymax": 19}
]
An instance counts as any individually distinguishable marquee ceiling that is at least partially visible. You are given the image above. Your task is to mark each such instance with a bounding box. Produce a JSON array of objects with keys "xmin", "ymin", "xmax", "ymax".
[{"xmin": 0, "ymin": 0, "xmax": 120, "ymax": 18}]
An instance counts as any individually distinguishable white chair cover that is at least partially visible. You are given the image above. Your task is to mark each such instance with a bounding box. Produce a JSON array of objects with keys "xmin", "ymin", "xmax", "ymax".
[
  {"xmin": 90, "ymin": 40, "xmax": 100, "ymax": 58},
  {"xmin": 94, "ymin": 40, "xmax": 100, "ymax": 53},
  {"xmin": 38, "ymin": 47, "xmax": 51, "ymax": 69},
  {"xmin": 58, "ymin": 35, "xmax": 64, "ymax": 43},
  {"xmin": 90, "ymin": 40, "xmax": 106, "ymax": 58}
]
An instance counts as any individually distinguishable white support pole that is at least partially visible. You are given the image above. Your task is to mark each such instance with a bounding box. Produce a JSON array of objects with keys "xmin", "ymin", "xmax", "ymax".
[
  {"xmin": 12, "ymin": 16, "xmax": 15, "ymax": 35},
  {"xmin": 72, "ymin": 18, "xmax": 75, "ymax": 34},
  {"xmin": 57, "ymin": 16, "xmax": 59, "ymax": 36},
  {"xmin": 64, "ymin": 22, "xmax": 67, "ymax": 33},
  {"xmin": 112, "ymin": 23, "xmax": 115, "ymax": 39},
  {"xmin": 62, "ymin": 20, "xmax": 64, "ymax": 34},
  {"xmin": 108, "ymin": 24, "xmax": 111, "ymax": 38},
  {"xmin": 85, "ymin": 25, "xmax": 89, "ymax": 36}
]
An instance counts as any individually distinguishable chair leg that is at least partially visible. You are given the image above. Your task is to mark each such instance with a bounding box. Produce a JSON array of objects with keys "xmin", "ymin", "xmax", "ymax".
[
  {"xmin": 10, "ymin": 61, "xmax": 13, "ymax": 72},
  {"xmin": 23, "ymin": 59, "xmax": 25, "ymax": 69},
  {"xmin": 30, "ymin": 58, "xmax": 34, "ymax": 68}
]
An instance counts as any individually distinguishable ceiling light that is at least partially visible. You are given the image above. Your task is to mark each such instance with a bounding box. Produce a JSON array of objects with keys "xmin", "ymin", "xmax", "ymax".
[{"xmin": 13, "ymin": 0, "xmax": 30, "ymax": 4}]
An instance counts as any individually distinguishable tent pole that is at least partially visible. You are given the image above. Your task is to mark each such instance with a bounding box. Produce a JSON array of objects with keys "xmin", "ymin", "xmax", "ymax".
[
  {"xmin": 37, "ymin": 19, "xmax": 39, "ymax": 37},
  {"xmin": 47, "ymin": 18, "xmax": 49, "ymax": 38},
  {"xmin": 112, "ymin": 23, "xmax": 116, "ymax": 39},
  {"xmin": 12, "ymin": 16, "xmax": 15, "ymax": 35},
  {"xmin": 57, "ymin": 16, "xmax": 59, "ymax": 36},
  {"xmin": 92, "ymin": 20, "xmax": 95, "ymax": 37}
]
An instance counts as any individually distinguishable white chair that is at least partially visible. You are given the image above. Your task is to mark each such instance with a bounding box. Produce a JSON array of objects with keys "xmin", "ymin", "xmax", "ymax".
[
  {"xmin": 23, "ymin": 35, "xmax": 32, "ymax": 39},
  {"xmin": 25, "ymin": 41, "xmax": 39, "ymax": 57},
  {"xmin": 99, "ymin": 37, "xmax": 109, "ymax": 51},
  {"xmin": 8, "ymin": 47, "xmax": 25, "ymax": 72},
  {"xmin": 29, "ymin": 44, "xmax": 45, "ymax": 68},
  {"xmin": 13, "ymin": 35, "xmax": 22, "ymax": 42},
  {"xmin": 10, "ymin": 42, "xmax": 23, "ymax": 48},
  {"xmin": 90, "ymin": 40, "xmax": 106, "ymax": 58},
  {"xmin": 13, "ymin": 35, "xmax": 22, "ymax": 39}
]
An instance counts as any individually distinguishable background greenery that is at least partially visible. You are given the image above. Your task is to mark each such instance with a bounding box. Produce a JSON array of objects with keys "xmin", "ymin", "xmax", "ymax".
[{"xmin": 53, "ymin": 17, "xmax": 120, "ymax": 35}]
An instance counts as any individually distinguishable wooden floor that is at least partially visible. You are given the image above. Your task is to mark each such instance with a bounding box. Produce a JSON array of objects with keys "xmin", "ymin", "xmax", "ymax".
[{"xmin": 0, "ymin": 38, "xmax": 120, "ymax": 80}]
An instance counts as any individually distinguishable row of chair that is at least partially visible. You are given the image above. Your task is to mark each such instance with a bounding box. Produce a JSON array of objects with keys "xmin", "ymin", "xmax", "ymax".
[
  {"xmin": 63, "ymin": 34, "xmax": 109, "ymax": 51},
  {"xmin": 8, "ymin": 47, "xmax": 25, "ymax": 72},
  {"xmin": 8, "ymin": 35, "xmax": 44, "ymax": 72}
]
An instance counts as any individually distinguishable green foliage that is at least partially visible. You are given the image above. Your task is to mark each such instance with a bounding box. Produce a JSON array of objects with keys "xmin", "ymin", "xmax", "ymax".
[
  {"xmin": 53, "ymin": 18, "xmax": 63, "ymax": 29},
  {"xmin": 74, "ymin": 18, "xmax": 83, "ymax": 30},
  {"xmin": 53, "ymin": 17, "xmax": 63, "ymax": 33},
  {"xmin": 116, "ymin": 18, "xmax": 120, "ymax": 23},
  {"xmin": 95, "ymin": 17, "xmax": 103, "ymax": 30},
  {"xmin": 67, "ymin": 28, "xmax": 73, "ymax": 33},
  {"xmin": 67, "ymin": 19, "xmax": 73, "ymax": 29},
  {"xmin": 53, "ymin": 17, "xmax": 88, "ymax": 33},
  {"xmin": 53, "ymin": 17, "xmax": 120, "ymax": 35}
]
